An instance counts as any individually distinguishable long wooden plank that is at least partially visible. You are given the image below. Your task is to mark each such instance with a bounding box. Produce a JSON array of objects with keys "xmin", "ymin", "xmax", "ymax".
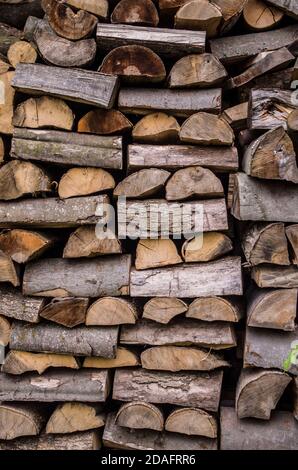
[
  {"xmin": 249, "ymin": 89, "xmax": 297, "ymax": 130},
  {"xmin": 0, "ymin": 431, "xmax": 101, "ymax": 450},
  {"xmin": 130, "ymin": 257, "xmax": 243, "ymax": 298},
  {"xmin": 11, "ymin": 128, "xmax": 123, "ymax": 169},
  {"xmin": 12, "ymin": 63, "xmax": 119, "ymax": 108},
  {"xmin": 267, "ymin": 0, "xmax": 298, "ymax": 19}
]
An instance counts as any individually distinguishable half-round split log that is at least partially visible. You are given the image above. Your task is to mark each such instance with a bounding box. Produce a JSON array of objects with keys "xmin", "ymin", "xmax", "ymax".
[
  {"xmin": 114, "ymin": 168, "xmax": 170, "ymax": 198},
  {"xmin": 40, "ymin": 297, "xmax": 89, "ymax": 327},
  {"xmin": 135, "ymin": 239, "xmax": 182, "ymax": 270},
  {"xmin": 58, "ymin": 168, "xmax": 115, "ymax": 199},
  {"xmin": 115, "ymin": 402, "xmax": 164, "ymax": 431},
  {"xmin": 0, "ymin": 403, "xmax": 47, "ymax": 441},
  {"xmin": 243, "ymin": 0, "xmax": 284, "ymax": 31},
  {"xmin": 63, "ymin": 226, "xmax": 122, "ymax": 259},
  {"xmin": 142, "ymin": 297, "xmax": 188, "ymax": 324},
  {"xmin": 132, "ymin": 113, "xmax": 180, "ymax": 144},
  {"xmin": 86, "ymin": 297, "xmax": 137, "ymax": 325},
  {"xmin": 0, "ymin": 250, "xmax": 19, "ymax": 287},
  {"xmin": 175, "ymin": 0, "xmax": 222, "ymax": 37},
  {"xmin": 182, "ymin": 233, "xmax": 233, "ymax": 262},
  {"xmin": 165, "ymin": 408, "xmax": 217, "ymax": 438},
  {"xmin": 186, "ymin": 297, "xmax": 241, "ymax": 322},
  {"xmin": 0, "ymin": 315, "xmax": 11, "ymax": 346},
  {"xmin": 111, "ymin": 0, "xmax": 159, "ymax": 26},
  {"xmin": 286, "ymin": 224, "xmax": 298, "ymax": 264},
  {"xmin": 0, "ymin": 229, "xmax": 56, "ymax": 264},
  {"xmin": 78, "ymin": 109, "xmax": 132, "ymax": 135},
  {"xmin": 168, "ymin": 54, "xmax": 227, "ymax": 88},
  {"xmin": 2, "ymin": 350, "xmax": 80, "ymax": 375},
  {"xmin": 7, "ymin": 41, "xmax": 37, "ymax": 69},
  {"xmin": 46, "ymin": 403, "xmax": 105, "ymax": 434},
  {"xmin": 180, "ymin": 113, "xmax": 234, "ymax": 146},
  {"xmin": 83, "ymin": 347, "xmax": 140, "ymax": 369}
]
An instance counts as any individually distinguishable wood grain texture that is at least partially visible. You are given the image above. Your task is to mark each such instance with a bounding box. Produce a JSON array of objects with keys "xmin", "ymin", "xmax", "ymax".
[
  {"xmin": 0, "ymin": 431, "xmax": 101, "ymax": 450},
  {"xmin": 0, "ymin": 402, "xmax": 47, "ymax": 440},
  {"xmin": 2, "ymin": 350, "xmax": 79, "ymax": 375},
  {"xmin": 266, "ymin": 0, "xmax": 298, "ymax": 19},
  {"xmin": 251, "ymin": 265, "xmax": 298, "ymax": 289},
  {"xmin": 249, "ymin": 88, "xmax": 297, "ymax": 130}
]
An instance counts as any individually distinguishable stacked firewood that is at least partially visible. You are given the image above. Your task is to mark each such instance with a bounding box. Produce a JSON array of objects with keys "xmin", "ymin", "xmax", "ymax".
[{"xmin": 0, "ymin": 0, "xmax": 297, "ymax": 450}]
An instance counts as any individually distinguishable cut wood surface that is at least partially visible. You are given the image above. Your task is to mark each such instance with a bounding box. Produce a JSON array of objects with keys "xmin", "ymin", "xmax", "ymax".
[
  {"xmin": 165, "ymin": 408, "xmax": 217, "ymax": 438},
  {"xmin": 0, "ymin": 57, "xmax": 10, "ymax": 74},
  {"xmin": 247, "ymin": 288, "xmax": 297, "ymax": 331},
  {"xmin": 0, "ymin": 285, "xmax": 44, "ymax": 323},
  {"xmin": 0, "ymin": 369, "xmax": 110, "ymax": 402},
  {"xmin": 135, "ymin": 239, "xmax": 182, "ymax": 270},
  {"xmin": 7, "ymin": 40, "xmax": 37, "ymax": 69},
  {"xmin": 58, "ymin": 168, "xmax": 115, "ymax": 199},
  {"xmin": 266, "ymin": 0, "xmax": 298, "ymax": 19},
  {"xmin": 118, "ymin": 88, "xmax": 222, "ymax": 117},
  {"xmin": 168, "ymin": 54, "xmax": 227, "ymax": 88},
  {"xmin": 187, "ymin": 297, "xmax": 241, "ymax": 322},
  {"xmin": 66, "ymin": 0, "xmax": 109, "ymax": 18},
  {"xmin": 0, "ymin": 315, "xmax": 11, "ymax": 346},
  {"xmin": 182, "ymin": 233, "xmax": 233, "ymax": 263},
  {"xmin": 40, "ymin": 297, "xmax": 89, "ymax": 327},
  {"xmin": 0, "ymin": 250, "xmax": 19, "ymax": 286},
  {"xmin": 115, "ymin": 402, "xmax": 164, "ymax": 431},
  {"xmin": 251, "ymin": 265, "xmax": 298, "ymax": 289},
  {"xmin": 165, "ymin": 167, "xmax": 224, "ymax": 201},
  {"xmin": 142, "ymin": 297, "xmax": 188, "ymax": 324},
  {"xmin": 0, "ymin": 22, "xmax": 22, "ymax": 55},
  {"xmin": 13, "ymin": 96, "xmax": 74, "ymax": 130},
  {"xmin": 128, "ymin": 144, "xmax": 239, "ymax": 173},
  {"xmin": 114, "ymin": 169, "xmax": 170, "ymax": 198},
  {"xmin": 286, "ymin": 224, "xmax": 298, "ymax": 264},
  {"xmin": 141, "ymin": 346, "xmax": 229, "ymax": 371},
  {"xmin": 174, "ymin": 0, "xmax": 222, "ymax": 38},
  {"xmin": 78, "ymin": 109, "xmax": 132, "ymax": 135},
  {"xmin": 236, "ymin": 369, "xmax": 291, "ymax": 420},
  {"xmin": 0, "ymin": 229, "xmax": 55, "ymax": 263},
  {"xmin": 132, "ymin": 113, "xmax": 180, "ymax": 144},
  {"xmin": 0, "ymin": 430, "xmax": 101, "ymax": 450},
  {"xmin": 11, "ymin": 128, "xmax": 123, "ymax": 169},
  {"xmin": 103, "ymin": 412, "xmax": 217, "ymax": 450},
  {"xmin": 243, "ymin": 0, "xmax": 284, "ymax": 31},
  {"xmin": 220, "ymin": 407, "xmax": 298, "ymax": 450},
  {"xmin": 2, "ymin": 350, "xmax": 79, "ymax": 375},
  {"xmin": 121, "ymin": 319, "xmax": 236, "ymax": 349},
  {"xmin": 86, "ymin": 297, "xmax": 137, "ymax": 326},
  {"xmin": 111, "ymin": 0, "xmax": 159, "ymax": 26},
  {"xmin": 113, "ymin": 368, "xmax": 223, "ymax": 411},
  {"xmin": 249, "ymin": 89, "xmax": 297, "ymax": 130},
  {"xmin": 180, "ymin": 113, "xmax": 234, "ymax": 146},
  {"xmin": 12, "ymin": 63, "xmax": 119, "ymax": 108},
  {"xmin": 130, "ymin": 257, "xmax": 242, "ymax": 298},
  {"xmin": 222, "ymin": 102, "xmax": 248, "ymax": 131},
  {"xmin": 83, "ymin": 347, "xmax": 140, "ymax": 369},
  {"xmin": 23, "ymin": 255, "xmax": 131, "ymax": 297},
  {"xmin": 63, "ymin": 226, "xmax": 122, "ymax": 259},
  {"xmin": 96, "ymin": 23, "xmax": 206, "ymax": 59},
  {"xmin": 0, "ymin": 403, "xmax": 46, "ymax": 440},
  {"xmin": 0, "ymin": 71, "xmax": 15, "ymax": 135},
  {"xmin": 231, "ymin": 173, "xmax": 298, "ymax": 222},
  {"xmin": 46, "ymin": 403, "xmax": 105, "ymax": 434}
]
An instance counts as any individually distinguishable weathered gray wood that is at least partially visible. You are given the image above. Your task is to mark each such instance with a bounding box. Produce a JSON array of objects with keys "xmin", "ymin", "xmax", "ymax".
[
  {"xmin": 113, "ymin": 368, "xmax": 223, "ymax": 411},
  {"xmin": 10, "ymin": 321, "xmax": 118, "ymax": 358},
  {"xmin": 0, "ymin": 431, "xmax": 101, "ymax": 450},
  {"xmin": 118, "ymin": 88, "xmax": 221, "ymax": 118},
  {"xmin": 128, "ymin": 144, "xmax": 238, "ymax": 173},
  {"xmin": 231, "ymin": 173, "xmax": 298, "ymax": 222},
  {"xmin": 210, "ymin": 25, "xmax": 298, "ymax": 64},
  {"xmin": 220, "ymin": 407, "xmax": 298, "ymax": 450},
  {"xmin": 12, "ymin": 63, "xmax": 119, "ymax": 108},
  {"xmin": 249, "ymin": 89, "xmax": 297, "ymax": 130},
  {"xmin": 96, "ymin": 23, "xmax": 205, "ymax": 59},
  {"xmin": 0, "ymin": 22, "xmax": 22, "ymax": 55},
  {"xmin": 103, "ymin": 413, "xmax": 217, "ymax": 450},
  {"xmin": 121, "ymin": 319, "xmax": 236, "ymax": 349},
  {"xmin": 267, "ymin": 0, "xmax": 298, "ymax": 19},
  {"xmin": 251, "ymin": 265, "xmax": 298, "ymax": 289},
  {"xmin": 11, "ymin": 128, "xmax": 123, "ymax": 169},
  {"xmin": 0, "ymin": 369, "xmax": 110, "ymax": 402},
  {"xmin": 0, "ymin": 285, "xmax": 44, "ymax": 323},
  {"xmin": 0, "ymin": 195, "xmax": 109, "ymax": 228},
  {"xmin": 23, "ymin": 255, "xmax": 131, "ymax": 297},
  {"xmin": 130, "ymin": 257, "xmax": 243, "ymax": 298}
]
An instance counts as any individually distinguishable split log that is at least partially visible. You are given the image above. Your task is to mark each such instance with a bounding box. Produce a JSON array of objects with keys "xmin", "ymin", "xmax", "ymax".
[
  {"xmin": 244, "ymin": 326, "xmax": 298, "ymax": 374},
  {"xmin": 99, "ymin": 46, "xmax": 166, "ymax": 84},
  {"xmin": 40, "ymin": 297, "xmax": 89, "ymax": 327},
  {"xmin": 46, "ymin": 403, "xmax": 105, "ymax": 434},
  {"xmin": 113, "ymin": 368, "xmax": 223, "ymax": 411},
  {"xmin": 118, "ymin": 199, "xmax": 228, "ymax": 238},
  {"xmin": 132, "ymin": 113, "xmax": 180, "ymax": 144},
  {"xmin": 236, "ymin": 369, "xmax": 291, "ymax": 420},
  {"xmin": 103, "ymin": 412, "xmax": 217, "ymax": 450},
  {"xmin": 186, "ymin": 297, "xmax": 242, "ymax": 323},
  {"xmin": 0, "ymin": 430, "xmax": 101, "ymax": 450},
  {"xmin": 242, "ymin": 127, "xmax": 298, "ymax": 183},
  {"xmin": 174, "ymin": 0, "xmax": 222, "ymax": 38},
  {"xmin": 249, "ymin": 88, "xmax": 297, "ymax": 130},
  {"xmin": 12, "ymin": 63, "xmax": 119, "ymax": 109},
  {"xmin": 212, "ymin": 0, "xmax": 248, "ymax": 34},
  {"xmin": 121, "ymin": 319, "xmax": 236, "ymax": 349},
  {"xmin": 142, "ymin": 297, "xmax": 188, "ymax": 324},
  {"xmin": 83, "ymin": 347, "xmax": 139, "ymax": 369},
  {"xmin": 135, "ymin": 239, "xmax": 182, "ymax": 270},
  {"xmin": 0, "ymin": 285, "xmax": 44, "ymax": 323},
  {"xmin": 0, "ymin": 250, "xmax": 19, "ymax": 286},
  {"xmin": 210, "ymin": 25, "xmax": 298, "ymax": 64},
  {"xmin": 96, "ymin": 23, "xmax": 206, "ymax": 59},
  {"xmin": 114, "ymin": 169, "xmax": 170, "ymax": 198},
  {"xmin": 86, "ymin": 297, "xmax": 137, "ymax": 326},
  {"xmin": 168, "ymin": 54, "xmax": 227, "ymax": 89},
  {"xmin": 42, "ymin": 0, "xmax": 97, "ymax": 40},
  {"xmin": 294, "ymin": 377, "xmax": 298, "ymax": 420},
  {"xmin": 141, "ymin": 346, "xmax": 229, "ymax": 371},
  {"xmin": 286, "ymin": 224, "xmax": 298, "ymax": 264},
  {"xmin": 0, "ymin": 1, "xmax": 43, "ymax": 29},
  {"xmin": 0, "ymin": 71, "xmax": 14, "ymax": 135},
  {"xmin": 0, "ymin": 229, "xmax": 56, "ymax": 263},
  {"xmin": 23, "ymin": 255, "xmax": 131, "ymax": 297},
  {"xmin": 118, "ymin": 88, "xmax": 222, "ymax": 117},
  {"xmin": 0, "ymin": 369, "xmax": 110, "ymax": 402},
  {"xmin": 165, "ymin": 167, "xmax": 224, "ymax": 201},
  {"xmin": 0, "ymin": 403, "xmax": 47, "ymax": 440},
  {"xmin": 115, "ymin": 402, "xmax": 163, "ymax": 431},
  {"xmin": 0, "ymin": 22, "xmax": 22, "ymax": 55},
  {"xmin": 165, "ymin": 408, "xmax": 217, "ymax": 438},
  {"xmin": 220, "ymin": 407, "xmax": 298, "ymax": 450},
  {"xmin": 231, "ymin": 173, "xmax": 298, "ymax": 222},
  {"xmin": 251, "ymin": 265, "xmax": 298, "ymax": 289},
  {"xmin": 266, "ymin": 0, "xmax": 298, "ymax": 19},
  {"xmin": 182, "ymin": 233, "xmax": 233, "ymax": 263},
  {"xmin": 0, "ymin": 315, "xmax": 11, "ymax": 346},
  {"xmin": 180, "ymin": 113, "xmax": 234, "ymax": 146},
  {"xmin": 221, "ymin": 102, "xmax": 248, "ymax": 131},
  {"xmin": 0, "ymin": 195, "xmax": 110, "ymax": 229},
  {"xmin": 7, "ymin": 40, "xmax": 37, "ymax": 69},
  {"xmin": 243, "ymin": 0, "xmax": 284, "ymax": 31},
  {"xmin": 58, "ymin": 168, "xmax": 115, "ymax": 199},
  {"xmin": 13, "ymin": 96, "xmax": 74, "ymax": 130},
  {"xmin": 78, "ymin": 109, "xmax": 132, "ymax": 135},
  {"xmin": 2, "ymin": 350, "xmax": 79, "ymax": 375},
  {"xmin": 247, "ymin": 288, "xmax": 297, "ymax": 331},
  {"xmin": 67, "ymin": 0, "xmax": 108, "ymax": 18},
  {"xmin": 242, "ymin": 223, "xmax": 290, "ymax": 266},
  {"xmin": 111, "ymin": 0, "xmax": 159, "ymax": 26},
  {"xmin": 128, "ymin": 144, "xmax": 239, "ymax": 173},
  {"xmin": 130, "ymin": 257, "xmax": 242, "ymax": 298},
  {"xmin": 63, "ymin": 227, "xmax": 122, "ymax": 259}
]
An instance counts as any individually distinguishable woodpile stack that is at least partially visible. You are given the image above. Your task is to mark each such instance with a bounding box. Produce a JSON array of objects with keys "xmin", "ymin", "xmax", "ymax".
[{"xmin": 0, "ymin": 0, "xmax": 297, "ymax": 451}]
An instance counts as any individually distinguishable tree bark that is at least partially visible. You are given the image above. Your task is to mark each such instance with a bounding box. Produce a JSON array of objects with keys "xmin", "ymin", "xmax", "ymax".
[
  {"xmin": 46, "ymin": 403, "xmax": 105, "ymax": 434},
  {"xmin": 0, "ymin": 430, "xmax": 101, "ymax": 450},
  {"xmin": 0, "ymin": 403, "xmax": 47, "ymax": 440},
  {"xmin": 115, "ymin": 402, "xmax": 164, "ymax": 431},
  {"xmin": 40, "ymin": 297, "xmax": 89, "ymax": 327},
  {"xmin": 2, "ymin": 350, "xmax": 79, "ymax": 375},
  {"xmin": 0, "ymin": 285, "xmax": 45, "ymax": 323}
]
